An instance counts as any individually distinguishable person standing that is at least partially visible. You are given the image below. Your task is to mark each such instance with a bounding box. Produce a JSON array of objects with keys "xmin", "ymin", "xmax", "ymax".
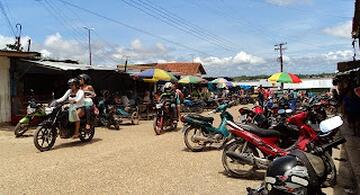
[{"xmin": 257, "ymin": 85, "xmax": 265, "ymax": 107}]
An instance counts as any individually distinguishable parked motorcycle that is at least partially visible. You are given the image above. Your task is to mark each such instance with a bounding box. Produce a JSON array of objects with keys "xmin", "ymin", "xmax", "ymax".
[
  {"xmin": 222, "ymin": 109, "xmax": 343, "ymax": 182},
  {"xmin": 14, "ymin": 99, "xmax": 46, "ymax": 137},
  {"xmin": 181, "ymin": 101, "xmax": 235, "ymax": 152},
  {"xmin": 153, "ymin": 97, "xmax": 178, "ymax": 135},
  {"xmin": 182, "ymin": 97, "xmax": 205, "ymax": 113},
  {"xmin": 33, "ymin": 101, "xmax": 96, "ymax": 152},
  {"xmin": 98, "ymin": 100, "xmax": 122, "ymax": 130},
  {"xmin": 247, "ymin": 136, "xmax": 346, "ymax": 195}
]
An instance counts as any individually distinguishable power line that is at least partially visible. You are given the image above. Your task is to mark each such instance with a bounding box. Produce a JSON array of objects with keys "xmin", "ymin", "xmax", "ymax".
[
  {"xmin": 133, "ymin": 0, "xmax": 237, "ymax": 50},
  {"xmin": 39, "ymin": 0, "xmax": 117, "ymax": 65},
  {"xmin": 0, "ymin": 0, "xmax": 15, "ymax": 36},
  {"xmin": 54, "ymin": 0, "xmax": 212, "ymax": 56},
  {"xmin": 54, "ymin": 0, "xmax": 122, "ymax": 63},
  {"xmin": 120, "ymin": 0, "xmax": 235, "ymax": 52}
]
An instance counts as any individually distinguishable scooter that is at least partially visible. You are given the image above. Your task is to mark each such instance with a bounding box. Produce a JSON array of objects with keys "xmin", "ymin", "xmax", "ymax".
[{"xmin": 180, "ymin": 101, "xmax": 235, "ymax": 152}]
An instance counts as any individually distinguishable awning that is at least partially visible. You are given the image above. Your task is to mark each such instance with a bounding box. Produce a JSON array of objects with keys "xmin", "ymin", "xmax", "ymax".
[{"xmin": 21, "ymin": 60, "xmax": 116, "ymax": 71}]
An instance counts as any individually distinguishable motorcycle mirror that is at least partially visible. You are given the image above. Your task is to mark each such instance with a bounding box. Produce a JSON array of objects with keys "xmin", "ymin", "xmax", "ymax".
[
  {"xmin": 278, "ymin": 109, "xmax": 285, "ymax": 115},
  {"xmin": 51, "ymin": 92, "xmax": 55, "ymax": 100},
  {"xmin": 285, "ymin": 109, "xmax": 293, "ymax": 114}
]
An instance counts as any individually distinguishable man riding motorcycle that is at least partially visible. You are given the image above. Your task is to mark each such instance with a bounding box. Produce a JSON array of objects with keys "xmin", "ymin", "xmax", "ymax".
[
  {"xmin": 160, "ymin": 82, "xmax": 179, "ymax": 123},
  {"xmin": 55, "ymin": 78, "xmax": 84, "ymax": 138}
]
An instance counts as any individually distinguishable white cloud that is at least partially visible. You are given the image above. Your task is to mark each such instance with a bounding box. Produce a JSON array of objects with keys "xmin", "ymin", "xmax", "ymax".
[
  {"xmin": 322, "ymin": 50, "xmax": 353, "ymax": 61},
  {"xmin": 266, "ymin": 0, "xmax": 310, "ymax": 6},
  {"xmin": 233, "ymin": 51, "xmax": 266, "ymax": 64},
  {"xmin": 112, "ymin": 39, "xmax": 170, "ymax": 60},
  {"xmin": 194, "ymin": 51, "xmax": 265, "ymax": 66},
  {"xmin": 323, "ymin": 21, "xmax": 352, "ymax": 39}
]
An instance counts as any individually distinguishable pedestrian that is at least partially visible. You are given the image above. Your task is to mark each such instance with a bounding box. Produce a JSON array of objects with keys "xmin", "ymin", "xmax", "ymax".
[{"xmin": 257, "ymin": 85, "xmax": 265, "ymax": 107}]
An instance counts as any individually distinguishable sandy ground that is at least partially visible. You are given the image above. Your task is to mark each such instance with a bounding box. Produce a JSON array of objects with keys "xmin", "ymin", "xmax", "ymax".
[{"xmin": 0, "ymin": 105, "xmax": 354, "ymax": 194}]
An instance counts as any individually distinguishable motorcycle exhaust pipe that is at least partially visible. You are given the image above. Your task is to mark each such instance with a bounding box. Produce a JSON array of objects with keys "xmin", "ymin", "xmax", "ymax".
[
  {"xmin": 193, "ymin": 135, "xmax": 212, "ymax": 142},
  {"xmin": 226, "ymin": 152, "xmax": 270, "ymax": 169}
]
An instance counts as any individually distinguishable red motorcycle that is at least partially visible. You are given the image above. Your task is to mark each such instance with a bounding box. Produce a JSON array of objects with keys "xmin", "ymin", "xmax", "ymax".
[{"xmin": 222, "ymin": 107, "xmax": 342, "ymax": 185}]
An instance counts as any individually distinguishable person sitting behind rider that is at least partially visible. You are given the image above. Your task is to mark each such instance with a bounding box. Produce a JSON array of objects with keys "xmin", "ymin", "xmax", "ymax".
[
  {"xmin": 56, "ymin": 78, "xmax": 84, "ymax": 138},
  {"xmin": 78, "ymin": 74, "xmax": 96, "ymax": 130},
  {"xmin": 160, "ymin": 82, "xmax": 179, "ymax": 122}
]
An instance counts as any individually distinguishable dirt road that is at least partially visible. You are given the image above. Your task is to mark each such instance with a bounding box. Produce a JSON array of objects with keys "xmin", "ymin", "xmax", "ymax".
[{"xmin": 0, "ymin": 106, "xmax": 352, "ymax": 194}]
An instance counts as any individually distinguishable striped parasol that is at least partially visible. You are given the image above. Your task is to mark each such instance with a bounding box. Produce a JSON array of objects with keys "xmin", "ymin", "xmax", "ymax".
[
  {"xmin": 136, "ymin": 68, "xmax": 178, "ymax": 82},
  {"xmin": 268, "ymin": 72, "xmax": 302, "ymax": 83}
]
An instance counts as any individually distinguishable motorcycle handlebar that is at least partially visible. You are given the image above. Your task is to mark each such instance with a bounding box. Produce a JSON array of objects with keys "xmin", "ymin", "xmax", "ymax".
[{"xmin": 321, "ymin": 137, "xmax": 346, "ymax": 152}]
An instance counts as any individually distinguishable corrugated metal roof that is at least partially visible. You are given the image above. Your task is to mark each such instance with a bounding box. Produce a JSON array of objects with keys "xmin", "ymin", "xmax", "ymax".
[{"xmin": 23, "ymin": 60, "xmax": 116, "ymax": 71}]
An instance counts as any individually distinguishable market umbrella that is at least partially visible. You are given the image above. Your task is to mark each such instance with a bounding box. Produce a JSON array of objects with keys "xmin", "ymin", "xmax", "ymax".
[
  {"xmin": 211, "ymin": 78, "xmax": 228, "ymax": 84},
  {"xmin": 136, "ymin": 68, "xmax": 178, "ymax": 82},
  {"xmin": 178, "ymin": 75, "xmax": 203, "ymax": 84},
  {"xmin": 268, "ymin": 72, "xmax": 302, "ymax": 83}
]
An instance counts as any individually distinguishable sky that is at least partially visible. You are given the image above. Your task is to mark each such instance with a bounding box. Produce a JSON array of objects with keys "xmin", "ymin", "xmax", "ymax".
[{"xmin": 0, "ymin": 0, "xmax": 355, "ymax": 76}]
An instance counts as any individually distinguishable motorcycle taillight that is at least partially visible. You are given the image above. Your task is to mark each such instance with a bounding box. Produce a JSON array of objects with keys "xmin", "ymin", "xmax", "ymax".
[{"xmin": 180, "ymin": 115, "xmax": 186, "ymax": 123}]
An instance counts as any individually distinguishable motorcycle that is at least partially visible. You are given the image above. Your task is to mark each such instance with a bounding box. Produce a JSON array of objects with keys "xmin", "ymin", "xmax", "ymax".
[
  {"xmin": 203, "ymin": 98, "xmax": 219, "ymax": 110},
  {"xmin": 33, "ymin": 101, "xmax": 96, "ymax": 152},
  {"xmin": 97, "ymin": 99, "xmax": 122, "ymax": 130},
  {"xmin": 14, "ymin": 98, "xmax": 46, "ymax": 137},
  {"xmin": 222, "ymin": 107, "xmax": 343, "ymax": 182},
  {"xmin": 153, "ymin": 97, "xmax": 178, "ymax": 135},
  {"xmin": 247, "ymin": 136, "xmax": 346, "ymax": 195},
  {"xmin": 182, "ymin": 97, "xmax": 205, "ymax": 113},
  {"xmin": 180, "ymin": 101, "xmax": 234, "ymax": 152}
]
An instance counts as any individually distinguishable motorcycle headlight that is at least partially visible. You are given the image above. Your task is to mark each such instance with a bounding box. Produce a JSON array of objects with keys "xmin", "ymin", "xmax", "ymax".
[
  {"xmin": 45, "ymin": 107, "xmax": 54, "ymax": 115},
  {"xmin": 27, "ymin": 106, "xmax": 36, "ymax": 114},
  {"xmin": 156, "ymin": 103, "xmax": 163, "ymax": 109}
]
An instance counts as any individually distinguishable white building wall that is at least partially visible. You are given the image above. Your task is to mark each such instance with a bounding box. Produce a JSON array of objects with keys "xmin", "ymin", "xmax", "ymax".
[{"xmin": 0, "ymin": 56, "xmax": 11, "ymax": 123}]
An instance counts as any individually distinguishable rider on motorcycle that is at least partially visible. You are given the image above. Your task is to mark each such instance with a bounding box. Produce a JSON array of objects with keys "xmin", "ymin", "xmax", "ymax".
[
  {"xmin": 78, "ymin": 74, "xmax": 96, "ymax": 130},
  {"xmin": 55, "ymin": 78, "xmax": 84, "ymax": 138},
  {"xmin": 160, "ymin": 82, "xmax": 179, "ymax": 122}
]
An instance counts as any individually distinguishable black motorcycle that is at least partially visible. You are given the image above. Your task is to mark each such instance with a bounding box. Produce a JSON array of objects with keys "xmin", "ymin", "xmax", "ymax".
[
  {"xmin": 33, "ymin": 101, "xmax": 95, "ymax": 152},
  {"xmin": 153, "ymin": 97, "xmax": 178, "ymax": 135}
]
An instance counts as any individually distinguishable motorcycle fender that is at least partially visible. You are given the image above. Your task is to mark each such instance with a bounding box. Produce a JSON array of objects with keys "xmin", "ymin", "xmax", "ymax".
[
  {"xmin": 38, "ymin": 120, "xmax": 53, "ymax": 128},
  {"xmin": 19, "ymin": 116, "xmax": 30, "ymax": 124},
  {"xmin": 182, "ymin": 125, "xmax": 190, "ymax": 133}
]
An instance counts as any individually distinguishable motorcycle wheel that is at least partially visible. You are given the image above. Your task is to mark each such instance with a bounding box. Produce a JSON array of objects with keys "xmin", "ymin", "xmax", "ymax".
[
  {"xmin": 79, "ymin": 126, "xmax": 95, "ymax": 142},
  {"xmin": 33, "ymin": 126, "xmax": 57, "ymax": 152},
  {"xmin": 153, "ymin": 116, "xmax": 163, "ymax": 135},
  {"xmin": 14, "ymin": 123, "xmax": 29, "ymax": 137},
  {"xmin": 131, "ymin": 111, "xmax": 140, "ymax": 125},
  {"xmin": 323, "ymin": 152, "xmax": 337, "ymax": 187},
  {"xmin": 222, "ymin": 140, "xmax": 259, "ymax": 178},
  {"xmin": 183, "ymin": 126, "xmax": 206, "ymax": 152}
]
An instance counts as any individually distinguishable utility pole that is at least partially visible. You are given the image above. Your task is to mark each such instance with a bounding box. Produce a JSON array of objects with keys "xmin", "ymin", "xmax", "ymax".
[
  {"xmin": 274, "ymin": 42, "xmax": 287, "ymax": 89},
  {"xmin": 124, "ymin": 56, "xmax": 129, "ymax": 72},
  {"xmin": 83, "ymin": 26, "xmax": 94, "ymax": 65}
]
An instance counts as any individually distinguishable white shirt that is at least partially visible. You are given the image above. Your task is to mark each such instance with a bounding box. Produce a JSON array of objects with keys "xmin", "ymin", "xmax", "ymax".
[{"xmin": 56, "ymin": 89, "xmax": 85, "ymax": 108}]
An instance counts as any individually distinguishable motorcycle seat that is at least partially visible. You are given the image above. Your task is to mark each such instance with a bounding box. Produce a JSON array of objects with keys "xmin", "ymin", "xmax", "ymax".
[
  {"xmin": 240, "ymin": 124, "xmax": 281, "ymax": 137},
  {"xmin": 186, "ymin": 114, "xmax": 214, "ymax": 123}
]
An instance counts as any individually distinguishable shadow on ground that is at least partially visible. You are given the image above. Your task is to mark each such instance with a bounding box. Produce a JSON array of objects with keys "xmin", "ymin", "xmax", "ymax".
[{"xmin": 52, "ymin": 138, "xmax": 103, "ymax": 151}]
